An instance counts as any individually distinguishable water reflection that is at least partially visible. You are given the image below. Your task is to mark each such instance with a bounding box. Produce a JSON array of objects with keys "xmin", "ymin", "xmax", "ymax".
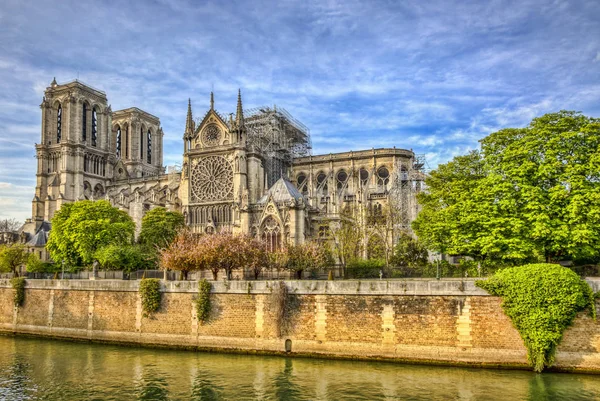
[{"xmin": 1, "ymin": 336, "xmax": 599, "ymax": 401}]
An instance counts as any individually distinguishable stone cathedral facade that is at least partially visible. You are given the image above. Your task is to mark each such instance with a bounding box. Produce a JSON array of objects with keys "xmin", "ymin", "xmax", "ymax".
[{"xmin": 19, "ymin": 79, "xmax": 423, "ymax": 259}]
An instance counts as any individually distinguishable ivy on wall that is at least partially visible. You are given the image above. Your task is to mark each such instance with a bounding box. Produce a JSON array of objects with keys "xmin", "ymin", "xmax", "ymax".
[
  {"xmin": 476, "ymin": 263, "xmax": 596, "ymax": 372},
  {"xmin": 196, "ymin": 279, "xmax": 212, "ymax": 324},
  {"xmin": 10, "ymin": 277, "xmax": 25, "ymax": 307},
  {"xmin": 139, "ymin": 278, "xmax": 161, "ymax": 316}
]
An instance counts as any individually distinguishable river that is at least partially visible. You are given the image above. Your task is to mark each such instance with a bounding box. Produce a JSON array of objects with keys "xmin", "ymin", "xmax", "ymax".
[{"xmin": 1, "ymin": 336, "xmax": 599, "ymax": 400}]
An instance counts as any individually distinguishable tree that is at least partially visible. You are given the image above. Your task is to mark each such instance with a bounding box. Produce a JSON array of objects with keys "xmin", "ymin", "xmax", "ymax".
[
  {"xmin": 390, "ymin": 232, "xmax": 429, "ymax": 269},
  {"xmin": 414, "ymin": 111, "xmax": 600, "ymax": 263},
  {"xmin": 46, "ymin": 200, "xmax": 135, "ymax": 268},
  {"xmin": 138, "ymin": 207, "xmax": 185, "ymax": 250},
  {"xmin": 0, "ymin": 218, "xmax": 21, "ymax": 232},
  {"xmin": 95, "ymin": 244, "xmax": 153, "ymax": 272},
  {"xmin": 159, "ymin": 230, "xmax": 205, "ymax": 280},
  {"xmin": 330, "ymin": 216, "xmax": 363, "ymax": 272},
  {"xmin": 281, "ymin": 242, "xmax": 331, "ymax": 279},
  {"xmin": 0, "ymin": 243, "xmax": 29, "ymax": 276}
]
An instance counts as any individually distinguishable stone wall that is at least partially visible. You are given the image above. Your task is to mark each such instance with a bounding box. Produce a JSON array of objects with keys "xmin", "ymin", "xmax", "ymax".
[{"xmin": 0, "ymin": 279, "xmax": 599, "ymax": 373}]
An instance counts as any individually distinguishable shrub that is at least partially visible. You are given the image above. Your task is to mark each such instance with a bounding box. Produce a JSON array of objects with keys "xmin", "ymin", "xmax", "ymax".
[
  {"xmin": 139, "ymin": 278, "xmax": 161, "ymax": 316},
  {"xmin": 345, "ymin": 259, "xmax": 385, "ymax": 279},
  {"xmin": 10, "ymin": 277, "xmax": 26, "ymax": 307},
  {"xmin": 476, "ymin": 263, "xmax": 596, "ymax": 372},
  {"xmin": 196, "ymin": 279, "xmax": 212, "ymax": 323}
]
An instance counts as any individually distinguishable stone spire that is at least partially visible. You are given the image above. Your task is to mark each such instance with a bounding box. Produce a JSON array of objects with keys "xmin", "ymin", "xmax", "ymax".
[
  {"xmin": 210, "ymin": 92, "xmax": 214, "ymax": 110},
  {"xmin": 235, "ymin": 89, "xmax": 245, "ymax": 131},
  {"xmin": 50, "ymin": 77, "xmax": 57, "ymax": 87},
  {"xmin": 185, "ymin": 98, "xmax": 194, "ymax": 135}
]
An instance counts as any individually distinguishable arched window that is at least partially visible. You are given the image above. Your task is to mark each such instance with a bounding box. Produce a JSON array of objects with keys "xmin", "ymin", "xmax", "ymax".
[
  {"xmin": 336, "ymin": 169, "xmax": 348, "ymax": 191},
  {"xmin": 317, "ymin": 172, "xmax": 328, "ymax": 196},
  {"xmin": 116, "ymin": 127, "xmax": 122, "ymax": 158},
  {"xmin": 125, "ymin": 126, "xmax": 129, "ymax": 158},
  {"xmin": 83, "ymin": 154, "xmax": 88, "ymax": 172},
  {"xmin": 140, "ymin": 127, "xmax": 144, "ymax": 159},
  {"xmin": 91, "ymin": 107, "xmax": 98, "ymax": 147},
  {"xmin": 296, "ymin": 173, "xmax": 308, "ymax": 195},
  {"xmin": 82, "ymin": 103, "xmax": 87, "ymax": 142},
  {"xmin": 261, "ymin": 216, "xmax": 281, "ymax": 252},
  {"xmin": 147, "ymin": 129, "xmax": 152, "ymax": 164},
  {"xmin": 56, "ymin": 104, "xmax": 62, "ymax": 143},
  {"xmin": 377, "ymin": 167, "xmax": 389, "ymax": 187},
  {"xmin": 359, "ymin": 168, "xmax": 369, "ymax": 187}
]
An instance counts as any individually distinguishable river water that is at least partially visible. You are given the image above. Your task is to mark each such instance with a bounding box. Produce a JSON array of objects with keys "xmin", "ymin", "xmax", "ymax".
[{"xmin": 1, "ymin": 336, "xmax": 599, "ymax": 400}]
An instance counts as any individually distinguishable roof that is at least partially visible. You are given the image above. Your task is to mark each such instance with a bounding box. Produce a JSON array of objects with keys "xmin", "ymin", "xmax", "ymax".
[
  {"xmin": 258, "ymin": 177, "xmax": 303, "ymax": 204},
  {"xmin": 27, "ymin": 221, "xmax": 51, "ymax": 247}
]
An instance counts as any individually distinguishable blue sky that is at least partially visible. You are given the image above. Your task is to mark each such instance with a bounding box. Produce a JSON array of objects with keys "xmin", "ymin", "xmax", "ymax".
[{"xmin": 1, "ymin": 0, "xmax": 599, "ymax": 221}]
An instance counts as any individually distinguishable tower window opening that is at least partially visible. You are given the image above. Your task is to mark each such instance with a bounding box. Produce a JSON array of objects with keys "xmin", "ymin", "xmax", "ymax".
[
  {"xmin": 82, "ymin": 103, "xmax": 87, "ymax": 142},
  {"xmin": 140, "ymin": 127, "xmax": 144, "ymax": 160},
  {"xmin": 125, "ymin": 126, "xmax": 129, "ymax": 158},
  {"xmin": 116, "ymin": 127, "xmax": 122, "ymax": 158},
  {"xmin": 147, "ymin": 129, "xmax": 152, "ymax": 164},
  {"xmin": 56, "ymin": 104, "xmax": 62, "ymax": 143},
  {"xmin": 91, "ymin": 107, "xmax": 98, "ymax": 147}
]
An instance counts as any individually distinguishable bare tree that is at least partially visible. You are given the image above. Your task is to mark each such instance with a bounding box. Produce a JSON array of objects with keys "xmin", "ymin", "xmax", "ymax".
[{"xmin": 0, "ymin": 218, "xmax": 21, "ymax": 232}]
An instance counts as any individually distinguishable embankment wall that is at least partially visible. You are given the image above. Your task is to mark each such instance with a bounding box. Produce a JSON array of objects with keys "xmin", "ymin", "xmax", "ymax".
[{"xmin": 1, "ymin": 279, "xmax": 599, "ymax": 372}]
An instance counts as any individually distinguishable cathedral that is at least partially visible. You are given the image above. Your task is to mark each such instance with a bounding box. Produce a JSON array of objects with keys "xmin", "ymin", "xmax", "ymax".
[{"xmin": 17, "ymin": 78, "xmax": 424, "ymax": 260}]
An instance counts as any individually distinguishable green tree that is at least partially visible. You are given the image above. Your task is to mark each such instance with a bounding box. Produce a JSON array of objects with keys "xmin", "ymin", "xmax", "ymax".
[
  {"xmin": 0, "ymin": 243, "xmax": 29, "ymax": 276},
  {"xmin": 138, "ymin": 207, "xmax": 185, "ymax": 250},
  {"xmin": 414, "ymin": 111, "xmax": 600, "ymax": 263},
  {"xmin": 46, "ymin": 200, "xmax": 135, "ymax": 268},
  {"xmin": 95, "ymin": 244, "xmax": 153, "ymax": 272},
  {"xmin": 390, "ymin": 233, "xmax": 429, "ymax": 269}
]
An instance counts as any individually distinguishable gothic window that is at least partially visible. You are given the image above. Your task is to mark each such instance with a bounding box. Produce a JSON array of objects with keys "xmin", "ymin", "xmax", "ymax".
[
  {"xmin": 261, "ymin": 216, "xmax": 281, "ymax": 252},
  {"xmin": 336, "ymin": 169, "xmax": 348, "ymax": 191},
  {"xmin": 140, "ymin": 127, "xmax": 144, "ymax": 159},
  {"xmin": 190, "ymin": 156, "xmax": 234, "ymax": 202},
  {"xmin": 359, "ymin": 168, "xmax": 369, "ymax": 186},
  {"xmin": 377, "ymin": 166, "xmax": 389, "ymax": 187},
  {"xmin": 116, "ymin": 127, "xmax": 122, "ymax": 158},
  {"xmin": 91, "ymin": 107, "xmax": 98, "ymax": 147},
  {"xmin": 147, "ymin": 129, "xmax": 152, "ymax": 164},
  {"xmin": 82, "ymin": 103, "xmax": 87, "ymax": 142},
  {"xmin": 296, "ymin": 173, "xmax": 308, "ymax": 195},
  {"xmin": 83, "ymin": 154, "xmax": 88, "ymax": 172},
  {"xmin": 56, "ymin": 104, "xmax": 62, "ymax": 143},
  {"xmin": 317, "ymin": 171, "xmax": 328, "ymax": 196},
  {"xmin": 125, "ymin": 126, "xmax": 129, "ymax": 158}
]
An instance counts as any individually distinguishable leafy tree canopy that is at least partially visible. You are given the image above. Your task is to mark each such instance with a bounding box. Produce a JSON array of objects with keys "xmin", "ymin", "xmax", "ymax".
[
  {"xmin": 95, "ymin": 244, "xmax": 154, "ymax": 272},
  {"xmin": 414, "ymin": 111, "xmax": 600, "ymax": 263},
  {"xmin": 0, "ymin": 243, "xmax": 29, "ymax": 276},
  {"xmin": 390, "ymin": 233, "xmax": 429, "ymax": 268},
  {"xmin": 138, "ymin": 207, "xmax": 185, "ymax": 249},
  {"xmin": 47, "ymin": 200, "xmax": 135, "ymax": 267}
]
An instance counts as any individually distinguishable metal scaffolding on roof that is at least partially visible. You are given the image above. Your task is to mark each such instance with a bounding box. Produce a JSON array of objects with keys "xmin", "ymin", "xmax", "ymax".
[
  {"xmin": 388, "ymin": 153, "xmax": 428, "ymax": 235},
  {"xmin": 244, "ymin": 106, "xmax": 312, "ymax": 188}
]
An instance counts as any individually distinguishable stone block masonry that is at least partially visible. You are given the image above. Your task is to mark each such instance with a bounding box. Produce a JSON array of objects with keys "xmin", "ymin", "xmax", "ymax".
[{"xmin": 0, "ymin": 278, "xmax": 599, "ymax": 373}]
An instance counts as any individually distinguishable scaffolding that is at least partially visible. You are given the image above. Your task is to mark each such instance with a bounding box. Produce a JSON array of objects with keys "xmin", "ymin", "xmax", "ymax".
[
  {"xmin": 244, "ymin": 106, "xmax": 312, "ymax": 188},
  {"xmin": 389, "ymin": 153, "xmax": 428, "ymax": 235}
]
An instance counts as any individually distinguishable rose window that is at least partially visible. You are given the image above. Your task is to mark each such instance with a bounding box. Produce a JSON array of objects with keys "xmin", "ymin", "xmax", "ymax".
[
  {"xmin": 190, "ymin": 156, "xmax": 234, "ymax": 201},
  {"xmin": 202, "ymin": 124, "xmax": 222, "ymax": 147}
]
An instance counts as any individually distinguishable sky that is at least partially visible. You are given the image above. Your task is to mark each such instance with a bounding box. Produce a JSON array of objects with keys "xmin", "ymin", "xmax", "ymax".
[{"xmin": 0, "ymin": 0, "xmax": 599, "ymax": 222}]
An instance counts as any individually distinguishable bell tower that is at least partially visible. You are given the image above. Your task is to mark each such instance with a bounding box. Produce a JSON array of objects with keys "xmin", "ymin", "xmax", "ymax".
[{"xmin": 32, "ymin": 78, "xmax": 112, "ymax": 226}]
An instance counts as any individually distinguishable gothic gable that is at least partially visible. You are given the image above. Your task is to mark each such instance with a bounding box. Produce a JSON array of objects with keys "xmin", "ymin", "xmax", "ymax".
[{"xmin": 192, "ymin": 109, "xmax": 230, "ymax": 149}]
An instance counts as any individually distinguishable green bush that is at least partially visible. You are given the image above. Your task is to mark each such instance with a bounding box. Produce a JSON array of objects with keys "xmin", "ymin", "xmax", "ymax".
[
  {"xmin": 476, "ymin": 263, "xmax": 596, "ymax": 372},
  {"xmin": 345, "ymin": 259, "xmax": 385, "ymax": 279},
  {"xmin": 196, "ymin": 279, "xmax": 211, "ymax": 323},
  {"xmin": 10, "ymin": 277, "xmax": 26, "ymax": 307},
  {"xmin": 139, "ymin": 278, "xmax": 161, "ymax": 316}
]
